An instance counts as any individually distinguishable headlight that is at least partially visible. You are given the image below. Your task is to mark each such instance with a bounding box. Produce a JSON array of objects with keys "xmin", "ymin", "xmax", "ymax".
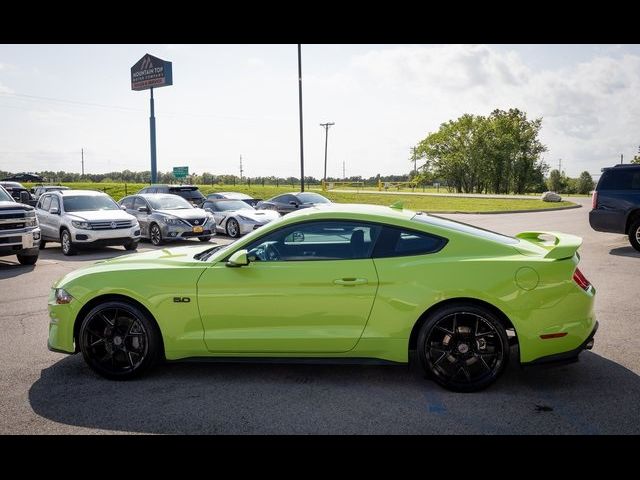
[
  {"xmin": 162, "ymin": 216, "xmax": 182, "ymax": 225},
  {"xmin": 25, "ymin": 217, "xmax": 37, "ymax": 227},
  {"xmin": 237, "ymin": 215, "xmax": 255, "ymax": 222},
  {"xmin": 71, "ymin": 221, "xmax": 92, "ymax": 229},
  {"xmin": 54, "ymin": 288, "xmax": 74, "ymax": 304}
]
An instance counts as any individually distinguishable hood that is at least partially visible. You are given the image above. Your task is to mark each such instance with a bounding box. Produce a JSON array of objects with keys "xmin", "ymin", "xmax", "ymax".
[
  {"xmin": 66, "ymin": 209, "xmax": 136, "ymax": 222},
  {"xmin": 0, "ymin": 200, "xmax": 34, "ymax": 211},
  {"xmin": 155, "ymin": 208, "xmax": 208, "ymax": 219},
  {"xmin": 232, "ymin": 209, "xmax": 280, "ymax": 222},
  {"xmin": 54, "ymin": 244, "xmax": 213, "ymax": 288}
]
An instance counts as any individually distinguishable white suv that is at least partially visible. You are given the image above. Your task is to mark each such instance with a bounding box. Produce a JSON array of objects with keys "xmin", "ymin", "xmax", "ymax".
[{"xmin": 36, "ymin": 190, "xmax": 140, "ymax": 255}]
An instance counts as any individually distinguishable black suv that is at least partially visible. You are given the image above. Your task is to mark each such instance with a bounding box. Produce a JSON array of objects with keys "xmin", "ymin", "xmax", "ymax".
[
  {"xmin": 137, "ymin": 184, "xmax": 205, "ymax": 207},
  {"xmin": 589, "ymin": 164, "xmax": 640, "ymax": 251}
]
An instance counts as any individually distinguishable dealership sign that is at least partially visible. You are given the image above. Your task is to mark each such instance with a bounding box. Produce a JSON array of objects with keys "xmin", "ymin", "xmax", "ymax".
[
  {"xmin": 173, "ymin": 166, "xmax": 188, "ymax": 178},
  {"xmin": 131, "ymin": 53, "xmax": 173, "ymax": 91}
]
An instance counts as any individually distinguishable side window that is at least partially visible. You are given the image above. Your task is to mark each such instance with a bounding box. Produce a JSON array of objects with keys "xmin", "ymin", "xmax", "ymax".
[
  {"xmin": 49, "ymin": 196, "xmax": 60, "ymax": 212},
  {"xmin": 632, "ymin": 172, "xmax": 640, "ymax": 190},
  {"xmin": 203, "ymin": 201, "xmax": 217, "ymax": 211},
  {"xmin": 120, "ymin": 197, "xmax": 133, "ymax": 209},
  {"xmin": 39, "ymin": 195, "xmax": 51, "ymax": 211},
  {"xmin": 273, "ymin": 194, "xmax": 294, "ymax": 204},
  {"xmin": 599, "ymin": 170, "xmax": 637, "ymax": 190},
  {"xmin": 133, "ymin": 197, "xmax": 147, "ymax": 210},
  {"xmin": 245, "ymin": 221, "xmax": 381, "ymax": 262},
  {"xmin": 372, "ymin": 226, "xmax": 447, "ymax": 258}
]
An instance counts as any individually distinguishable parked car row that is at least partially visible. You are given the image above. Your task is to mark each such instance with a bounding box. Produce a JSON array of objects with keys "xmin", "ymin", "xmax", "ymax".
[{"xmin": 1, "ymin": 181, "xmax": 332, "ymax": 264}]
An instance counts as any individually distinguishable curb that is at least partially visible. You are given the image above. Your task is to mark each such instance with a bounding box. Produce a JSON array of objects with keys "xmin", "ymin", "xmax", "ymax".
[{"xmin": 418, "ymin": 204, "xmax": 582, "ymax": 215}]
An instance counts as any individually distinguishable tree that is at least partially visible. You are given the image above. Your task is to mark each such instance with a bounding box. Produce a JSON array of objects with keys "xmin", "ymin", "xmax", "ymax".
[
  {"xmin": 547, "ymin": 169, "xmax": 564, "ymax": 192},
  {"xmin": 577, "ymin": 171, "xmax": 595, "ymax": 194}
]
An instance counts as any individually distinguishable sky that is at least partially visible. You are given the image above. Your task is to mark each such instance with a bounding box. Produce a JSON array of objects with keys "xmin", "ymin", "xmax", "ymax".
[{"xmin": 1, "ymin": 44, "xmax": 640, "ymax": 179}]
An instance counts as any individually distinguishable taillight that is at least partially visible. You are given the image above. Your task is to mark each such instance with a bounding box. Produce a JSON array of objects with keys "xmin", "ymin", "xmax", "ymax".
[
  {"xmin": 573, "ymin": 268, "xmax": 591, "ymax": 291},
  {"xmin": 592, "ymin": 190, "xmax": 598, "ymax": 209}
]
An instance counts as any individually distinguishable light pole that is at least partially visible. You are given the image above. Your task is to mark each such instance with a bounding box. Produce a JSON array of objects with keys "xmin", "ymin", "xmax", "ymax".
[
  {"xmin": 320, "ymin": 122, "xmax": 334, "ymax": 183},
  {"xmin": 297, "ymin": 44, "xmax": 305, "ymax": 192}
]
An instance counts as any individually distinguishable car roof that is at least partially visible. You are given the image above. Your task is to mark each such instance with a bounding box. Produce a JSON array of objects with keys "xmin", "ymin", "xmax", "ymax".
[
  {"xmin": 144, "ymin": 184, "xmax": 197, "ymax": 188},
  {"xmin": 53, "ymin": 189, "xmax": 109, "ymax": 196}
]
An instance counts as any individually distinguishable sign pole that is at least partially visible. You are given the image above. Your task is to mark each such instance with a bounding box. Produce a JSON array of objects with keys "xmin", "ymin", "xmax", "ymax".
[{"xmin": 149, "ymin": 87, "xmax": 157, "ymax": 184}]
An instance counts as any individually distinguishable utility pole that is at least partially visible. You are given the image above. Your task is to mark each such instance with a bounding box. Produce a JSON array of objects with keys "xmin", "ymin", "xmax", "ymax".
[
  {"xmin": 320, "ymin": 122, "xmax": 335, "ymax": 182},
  {"xmin": 297, "ymin": 44, "xmax": 305, "ymax": 192},
  {"xmin": 239, "ymin": 155, "xmax": 244, "ymax": 180},
  {"xmin": 621, "ymin": 153, "xmax": 624, "ymax": 164},
  {"xmin": 558, "ymin": 158, "xmax": 562, "ymax": 174},
  {"xmin": 81, "ymin": 148, "xmax": 84, "ymax": 176}
]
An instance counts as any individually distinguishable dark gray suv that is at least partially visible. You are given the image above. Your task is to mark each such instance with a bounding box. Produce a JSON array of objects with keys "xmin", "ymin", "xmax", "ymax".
[{"xmin": 589, "ymin": 164, "xmax": 640, "ymax": 251}]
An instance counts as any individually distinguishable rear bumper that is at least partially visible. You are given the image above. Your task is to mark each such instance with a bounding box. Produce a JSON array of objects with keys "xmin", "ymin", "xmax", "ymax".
[
  {"xmin": 589, "ymin": 209, "xmax": 626, "ymax": 234},
  {"xmin": 521, "ymin": 321, "xmax": 598, "ymax": 367}
]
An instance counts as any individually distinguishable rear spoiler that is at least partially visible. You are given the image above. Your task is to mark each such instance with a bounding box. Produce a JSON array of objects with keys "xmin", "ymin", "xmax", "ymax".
[{"xmin": 515, "ymin": 231, "xmax": 582, "ymax": 260}]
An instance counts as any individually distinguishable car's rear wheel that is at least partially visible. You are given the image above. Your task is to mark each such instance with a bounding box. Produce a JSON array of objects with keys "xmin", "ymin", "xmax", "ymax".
[
  {"xmin": 60, "ymin": 228, "xmax": 77, "ymax": 256},
  {"xmin": 628, "ymin": 218, "xmax": 640, "ymax": 252},
  {"xmin": 149, "ymin": 223, "xmax": 163, "ymax": 246},
  {"xmin": 226, "ymin": 218, "xmax": 240, "ymax": 238},
  {"xmin": 78, "ymin": 300, "xmax": 162, "ymax": 380},
  {"xmin": 417, "ymin": 303, "xmax": 509, "ymax": 392}
]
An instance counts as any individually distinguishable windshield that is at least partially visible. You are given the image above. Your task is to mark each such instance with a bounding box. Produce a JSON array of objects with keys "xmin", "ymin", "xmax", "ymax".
[
  {"xmin": 412, "ymin": 213, "xmax": 519, "ymax": 245},
  {"xmin": 63, "ymin": 195, "xmax": 119, "ymax": 212},
  {"xmin": 1, "ymin": 182, "xmax": 23, "ymax": 189},
  {"xmin": 297, "ymin": 192, "xmax": 330, "ymax": 204},
  {"xmin": 0, "ymin": 187, "xmax": 13, "ymax": 202},
  {"xmin": 170, "ymin": 188, "xmax": 205, "ymax": 200},
  {"xmin": 147, "ymin": 195, "xmax": 192, "ymax": 210},
  {"xmin": 216, "ymin": 200, "xmax": 254, "ymax": 211}
]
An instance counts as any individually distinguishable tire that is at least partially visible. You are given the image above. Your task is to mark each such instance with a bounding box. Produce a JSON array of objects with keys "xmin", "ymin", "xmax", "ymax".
[
  {"xmin": 198, "ymin": 236, "xmax": 211, "ymax": 242},
  {"xmin": 417, "ymin": 303, "xmax": 509, "ymax": 392},
  {"xmin": 226, "ymin": 218, "xmax": 240, "ymax": 238},
  {"xmin": 149, "ymin": 223, "xmax": 163, "ymax": 246},
  {"xmin": 78, "ymin": 300, "xmax": 163, "ymax": 380},
  {"xmin": 60, "ymin": 228, "xmax": 77, "ymax": 256},
  {"xmin": 124, "ymin": 240, "xmax": 139, "ymax": 251},
  {"xmin": 39, "ymin": 239, "xmax": 46, "ymax": 249},
  {"xmin": 629, "ymin": 218, "xmax": 640, "ymax": 252},
  {"xmin": 17, "ymin": 253, "xmax": 38, "ymax": 265}
]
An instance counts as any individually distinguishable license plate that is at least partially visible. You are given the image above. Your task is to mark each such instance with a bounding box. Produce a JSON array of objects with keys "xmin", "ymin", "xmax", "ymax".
[
  {"xmin": 193, "ymin": 226, "xmax": 204, "ymax": 233},
  {"xmin": 22, "ymin": 234, "xmax": 34, "ymax": 248}
]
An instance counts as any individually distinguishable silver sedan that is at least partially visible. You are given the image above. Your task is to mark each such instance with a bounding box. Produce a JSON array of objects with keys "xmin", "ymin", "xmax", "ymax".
[
  {"xmin": 120, "ymin": 194, "xmax": 216, "ymax": 246},
  {"xmin": 202, "ymin": 199, "xmax": 280, "ymax": 238}
]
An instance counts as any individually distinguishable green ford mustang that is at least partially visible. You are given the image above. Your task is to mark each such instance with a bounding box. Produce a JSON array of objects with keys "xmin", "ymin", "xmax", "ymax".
[{"xmin": 48, "ymin": 203, "xmax": 597, "ymax": 391}]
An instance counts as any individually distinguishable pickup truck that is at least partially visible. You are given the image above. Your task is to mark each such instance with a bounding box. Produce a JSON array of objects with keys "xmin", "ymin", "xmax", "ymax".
[{"xmin": 0, "ymin": 185, "xmax": 41, "ymax": 265}]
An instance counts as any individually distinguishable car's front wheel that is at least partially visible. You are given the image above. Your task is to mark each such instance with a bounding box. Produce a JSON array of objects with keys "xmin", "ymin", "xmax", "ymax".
[
  {"xmin": 226, "ymin": 218, "xmax": 240, "ymax": 238},
  {"xmin": 17, "ymin": 253, "xmax": 38, "ymax": 265},
  {"xmin": 628, "ymin": 218, "xmax": 640, "ymax": 252},
  {"xmin": 417, "ymin": 303, "xmax": 509, "ymax": 392},
  {"xmin": 78, "ymin": 300, "xmax": 162, "ymax": 380},
  {"xmin": 198, "ymin": 236, "xmax": 211, "ymax": 242},
  {"xmin": 60, "ymin": 228, "xmax": 77, "ymax": 256},
  {"xmin": 124, "ymin": 240, "xmax": 139, "ymax": 251},
  {"xmin": 149, "ymin": 223, "xmax": 163, "ymax": 246}
]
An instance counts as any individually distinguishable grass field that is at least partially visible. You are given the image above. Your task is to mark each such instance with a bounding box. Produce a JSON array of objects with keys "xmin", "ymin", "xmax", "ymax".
[{"xmin": 22, "ymin": 182, "xmax": 578, "ymax": 213}]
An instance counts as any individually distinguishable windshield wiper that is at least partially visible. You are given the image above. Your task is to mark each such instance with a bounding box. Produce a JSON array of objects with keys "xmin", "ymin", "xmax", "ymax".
[{"xmin": 194, "ymin": 245, "xmax": 223, "ymax": 261}]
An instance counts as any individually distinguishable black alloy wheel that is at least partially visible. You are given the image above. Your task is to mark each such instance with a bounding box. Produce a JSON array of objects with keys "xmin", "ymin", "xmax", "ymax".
[
  {"xmin": 79, "ymin": 301, "xmax": 161, "ymax": 379},
  {"xmin": 417, "ymin": 304, "xmax": 509, "ymax": 392}
]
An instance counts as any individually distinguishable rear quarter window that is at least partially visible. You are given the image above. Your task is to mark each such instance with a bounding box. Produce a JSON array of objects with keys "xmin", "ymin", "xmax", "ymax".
[
  {"xmin": 599, "ymin": 169, "xmax": 640, "ymax": 190},
  {"xmin": 372, "ymin": 226, "xmax": 447, "ymax": 258}
]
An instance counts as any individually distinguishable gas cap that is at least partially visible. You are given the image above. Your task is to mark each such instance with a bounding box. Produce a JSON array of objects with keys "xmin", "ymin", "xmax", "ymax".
[{"xmin": 515, "ymin": 266, "xmax": 539, "ymax": 291}]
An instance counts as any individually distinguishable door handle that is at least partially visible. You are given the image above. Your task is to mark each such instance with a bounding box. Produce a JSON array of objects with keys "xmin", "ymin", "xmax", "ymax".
[{"xmin": 333, "ymin": 278, "xmax": 368, "ymax": 286}]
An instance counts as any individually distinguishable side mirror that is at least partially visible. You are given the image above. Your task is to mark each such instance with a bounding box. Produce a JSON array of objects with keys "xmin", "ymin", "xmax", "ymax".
[
  {"xmin": 137, "ymin": 206, "xmax": 149, "ymax": 213},
  {"xmin": 19, "ymin": 191, "xmax": 30, "ymax": 204},
  {"xmin": 226, "ymin": 249, "xmax": 250, "ymax": 267},
  {"xmin": 50, "ymin": 207, "xmax": 59, "ymax": 215},
  {"xmin": 289, "ymin": 201, "xmax": 299, "ymax": 207},
  {"xmin": 120, "ymin": 205, "xmax": 127, "ymax": 210}
]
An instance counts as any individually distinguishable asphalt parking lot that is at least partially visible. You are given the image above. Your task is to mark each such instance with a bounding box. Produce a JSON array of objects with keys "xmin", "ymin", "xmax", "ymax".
[{"xmin": 1, "ymin": 197, "xmax": 639, "ymax": 434}]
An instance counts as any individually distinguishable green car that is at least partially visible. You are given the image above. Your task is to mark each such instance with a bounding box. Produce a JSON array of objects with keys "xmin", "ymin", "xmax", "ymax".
[{"xmin": 48, "ymin": 204, "xmax": 597, "ymax": 392}]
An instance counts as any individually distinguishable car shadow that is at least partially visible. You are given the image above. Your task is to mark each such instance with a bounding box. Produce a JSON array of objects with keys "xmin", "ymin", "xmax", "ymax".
[
  {"xmin": 29, "ymin": 351, "xmax": 640, "ymax": 434},
  {"xmin": 609, "ymin": 246, "xmax": 640, "ymax": 258},
  {"xmin": 0, "ymin": 260, "xmax": 35, "ymax": 278}
]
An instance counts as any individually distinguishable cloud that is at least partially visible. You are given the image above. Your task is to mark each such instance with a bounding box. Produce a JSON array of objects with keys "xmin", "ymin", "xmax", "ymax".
[
  {"xmin": 247, "ymin": 57, "xmax": 265, "ymax": 67},
  {"xmin": 349, "ymin": 45, "xmax": 640, "ymax": 174}
]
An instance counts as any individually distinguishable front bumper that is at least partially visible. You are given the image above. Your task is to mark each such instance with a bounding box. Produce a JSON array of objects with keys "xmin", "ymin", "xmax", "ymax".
[
  {"xmin": 160, "ymin": 222, "xmax": 214, "ymax": 241},
  {"xmin": 71, "ymin": 225, "xmax": 140, "ymax": 244},
  {"xmin": 0, "ymin": 227, "xmax": 41, "ymax": 257},
  {"xmin": 47, "ymin": 290, "xmax": 82, "ymax": 354},
  {"xmin": 521, "ymin": 321, "xmax": 599, "ymax": 367}
]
